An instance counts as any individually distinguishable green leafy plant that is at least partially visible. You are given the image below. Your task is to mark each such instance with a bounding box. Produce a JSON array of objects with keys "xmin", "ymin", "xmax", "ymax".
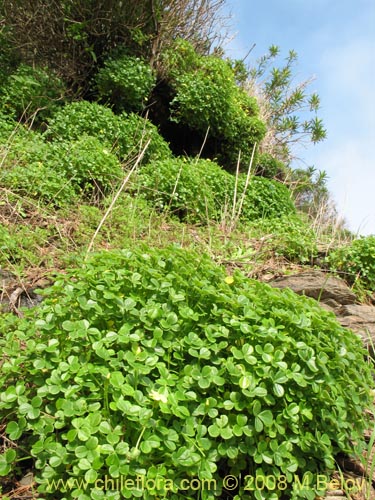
[
  {"xmin": 0, "ymin": 112, "xmax": 18, "ymax": 140},
  {"xmin": 45, "ymin": 101, "xmax": 171, "ymax": 163},
  {"xmin": 248, "ymin": 214, "xmax": 318, "ymax": 263},
  {"xmin": 1, "ymin": 130, "xmax": 122, "ymax": 204},
  {"xmin": 0, "ymin": 223, "xmax": 57, "ymax": 270},
  {"xmin": 0, "ymin": 246, "xmax": 372, "ymax": 500},
  {"xmin": 136, "ymin": 157, "xmax": 233, "ymax": 222},
  {"xmin": 56, "ymin": 135, "xmax": 123, "ymax": 198},
  {"xmin": 45, "ymin": 101, "xmax": 120, "ymax": 144},
  {"xmin": 254, "ymin": 153, "xmax": 287, "ymax": 179},
  {"xmin": 238, "ymin": 176, "xmax": 296, "ymax": 221},
  {"xmin": 137, "ymin": 158, "xmax": 295, "ymax": 224},
  {"xmin": 162, "ymin": 40, "xmax": 266, "ymax": 170},
  {"xmin": 116, "ymin": 112, "xmax": 172, "ymax": 163},
  {"xmin": 1, "ymin": 161, "xmax": 77, "ymax": 207},
  {"xmin": 0, "ymin": 63, "xmax": 66, "ymax": 124},
  {"xmin": 248, "ymin": 46, "xmax": 327, "ymax": 164},
  {"xmin": 327, "ymin": 236, "xmax": 375, "ymax": 294},
  {"xmin": 95, "ymin": 54, "xmax": 156, "ymax": 112},
  {"xmin": 0, "ymin": 129, "xmax": 76, "ymax": 206}
]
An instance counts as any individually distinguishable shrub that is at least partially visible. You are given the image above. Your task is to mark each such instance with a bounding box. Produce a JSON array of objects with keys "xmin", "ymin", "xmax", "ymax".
[
  {"xmin": 1, "ymin": 127, "xmax": 50, "ymax": 165},
  {"xmin": 57, "ymin": 135, "xmax": 123, "ymax": 198},
  {"xmin": 45, "ymin": 101, "xmax": 171, "ymax": 163},
  {"xmin": 163, "ymin": 40, "xmax": 266, "ymax": 170},
  {"xmin": 0, "ymin": 246, "xmax": 372, "ymax": 499},
  {"xmin": 327, "ymin": 236, "xmax": 375, "ymax": 294},
  {"xmin": 137, "ymin": 159, "xmax": 295, "ymax": 223},
  {"xmin": 1, "ymin": 161, "xmax": 77, "ymax": 207},
  {"xmin": 1, "ymin": 132, "xmax": 122, "ymax": 204},
  {"xmin": 249, "ymin": 214, "xmax": 318, "ymax": 263},
  {"xmin": 0, "ymin": 129, "xmax": 76, "ymax": 206},
  {"xmin": 45, "ymin": 101, "xmax": 119, "ymax": 144},
  {"xmin": 0, "ymin": 112, "xmax": 18, "ymax": 140},
  {"xmin": 95, "ymin": 55, "xmax": 156, "ymax": 112},
  {"xmin": 218, "ymin": 113, "xmax": 266, "ymax": 169},
  {"xmin": 116, "ymin": 112, "xmax": 172, "ymax": 163},
  {"xmin": 254, "ymin": 153, "xmax": 287, "ymax": 179},
  {"xmin": 170, "ymin": 57, "xmax": 237, "ymax": 136},
  {"xmin": 238, "ymin": 176, "xmax": 296, "ymax": 221},
  {"xmin": 0, "ymin": 64, "xmax": 66, "ymax": 124},
  {"xmin": 136, "ymin": 158, "xmax": 234, "ymax": 222}
]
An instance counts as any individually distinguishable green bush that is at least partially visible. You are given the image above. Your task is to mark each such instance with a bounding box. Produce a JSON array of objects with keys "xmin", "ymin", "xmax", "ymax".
[
  {"xmin": 0, "ymin": 112, "xmax": 19, "ymax": 140},
  {"xmin": 45, "ymin": 101, "xmax": 119, "ymax": 144},
  {"xmin": 1, "ymin": 161, "xmax": 77, "ymax": 207},
  {"xmin": 238, "ymin": 176, "xmax": 296, "ymax": 221},
  {"xmin": 95, "ymin": 55, "xmax": 156, "ymax": 112},
  {"xmin": 1, "ymin": 127, "xmax": 50, "ymax": 164},
  {"xmin": 116, "ymin": 112, "xmax": 172, "ymax": 163},
  {"xmin": 1, "ymin": 132, "xmax": 122, "ymax": 204},
  {"xmin": 0, "ymin": 128, "xmax": 76, "ymax": 206},
  {"xmin": 0, "ymin": 247, "xmax": 372, "ymax": 499},
  {"xmin": 136, "ymin": 158, "xmax": 234, "ymax": 222},
  {"xmin": 45, "ymin": 101, "xmax": 171, "ymax": 163},
  {"xmin": 249, "ymin": 214, "xmax": 318, "ymax": 263},
  {"xmin": 137, "ymin": 159, "xmax": 295, "ymax": 223},
  {"xmin": 57, "ymin": 135, "xmax": 123, "ymax": 198},
  {"xmin": 0, "ymin": 64, "xmax": 66, "ymax": 124},
  {"xmin": 254, "ymin": 153, "xmax": 287, "ymax": 179},
  {"xmin": 163, "ymin": 40, "xmax": 266, "ymax": 170},
  {"xmin": 327, "ymin": 236, "xmax": 375, "ymax": 293}
]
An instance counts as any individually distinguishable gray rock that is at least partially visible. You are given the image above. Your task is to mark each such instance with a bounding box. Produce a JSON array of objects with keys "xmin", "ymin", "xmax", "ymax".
[
  {"xmin": 0, "ymin": 269, "xmax": 16, "ymax": 289},
  {"xmin": 270, "ymin": 270, "xmax": 375, "ymax": 349},
  {"xmin": 271, "ymin": 270, "xmax": 357, "ymax": 305},
  {"xmin": 336, "ymin": 304, "xmax": 375, "ymax": 346}
]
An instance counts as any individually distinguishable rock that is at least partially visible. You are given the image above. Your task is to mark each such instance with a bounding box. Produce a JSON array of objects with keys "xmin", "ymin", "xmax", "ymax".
[
  {"xmin": 0, "ymin": 269, "xmax": 16, "ymax": 288},
  {"xmin": 271, "ymin": 270, "xmax": 357, "ymax": 305},
  {"xmin": 336, "ymin": 304, "xmax": 375, "ymax": 346},
  {"xmin": 1, "ymin": 268, "xmax": 44, "ymax": 313}
]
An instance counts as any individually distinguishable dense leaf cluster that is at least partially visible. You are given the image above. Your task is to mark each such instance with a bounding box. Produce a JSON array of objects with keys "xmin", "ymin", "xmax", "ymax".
[
  {"xmin": 327, "ymin": 236, "xmax": 375, "ymax": 294},
  {"xmin": 45, "ymin": 101, "xmax": 171, "ymax": 163},
  {"xmin": 95, "ymin": 55, "xmax": 156, "ymax": 113},
  {"xmin": 0, "ymin": 247, "xmax": 372, "ymax": 499},
  {"xmin": 163, "ymin": 40, "xmax": 266, "ymax": 169},
  {"xmin": 136, "ymin": 158, "xmax": 295, "ymax": 223},
  {"xmin": 0, "ymin": 64, "xmax": 67, "ymax": 125}
]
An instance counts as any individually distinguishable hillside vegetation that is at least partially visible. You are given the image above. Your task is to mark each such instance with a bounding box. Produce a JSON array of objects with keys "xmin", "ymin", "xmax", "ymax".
[{"xmin": 0, "ymin": 2, "xmax": 374, "ymax": 499}]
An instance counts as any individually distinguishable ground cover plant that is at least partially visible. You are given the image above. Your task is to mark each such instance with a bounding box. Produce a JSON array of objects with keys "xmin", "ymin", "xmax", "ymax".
[
  {"xmin": 0, "ymin": 63, "xmax": 66, "ymax": 125},
  {"xmin": 248, "ymin": 215, "xmax": 318, "ymax": 263},
  {"xmin": 0, "ymin": 246, "xmax": 372, "ymax": 500},
  {"xmin": 95, "ymin": 54, "xmax": 156, "ymax": 112},
  {"xmin": 136, "ymin": 158, "xmax": 295, "ymax": 224},
  {"xmin": 327, "ymin": 235, "xmax": 375, "ymax": 296},
  {"xmin": 45, "ymin": 101, "xmax": 171, "ymax": 164}
]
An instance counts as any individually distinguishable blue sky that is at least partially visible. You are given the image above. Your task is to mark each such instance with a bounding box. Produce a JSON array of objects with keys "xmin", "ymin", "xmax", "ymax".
[{"xmin": 223, "ymin": 0, "xmax": 375, "ymax": 235}]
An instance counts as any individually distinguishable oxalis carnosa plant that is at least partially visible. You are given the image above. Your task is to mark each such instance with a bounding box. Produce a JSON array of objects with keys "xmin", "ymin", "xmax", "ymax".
[{"xmin": 0, "ymin": 246, "xmax": 373, "ymax": 500}]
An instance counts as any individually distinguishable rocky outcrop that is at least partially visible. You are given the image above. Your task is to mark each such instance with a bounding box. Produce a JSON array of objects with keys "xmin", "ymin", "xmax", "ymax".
[
  {"xmin": 270, "ymin": 270, "xmax": 375, "ymax": 349},
  {"xmin": 336, "ymin": 304, "xmax": 375, "ymax": 345},
  {"xmin": 271, "ymin": 270, "xmax": 357, "ymax": 305}
]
